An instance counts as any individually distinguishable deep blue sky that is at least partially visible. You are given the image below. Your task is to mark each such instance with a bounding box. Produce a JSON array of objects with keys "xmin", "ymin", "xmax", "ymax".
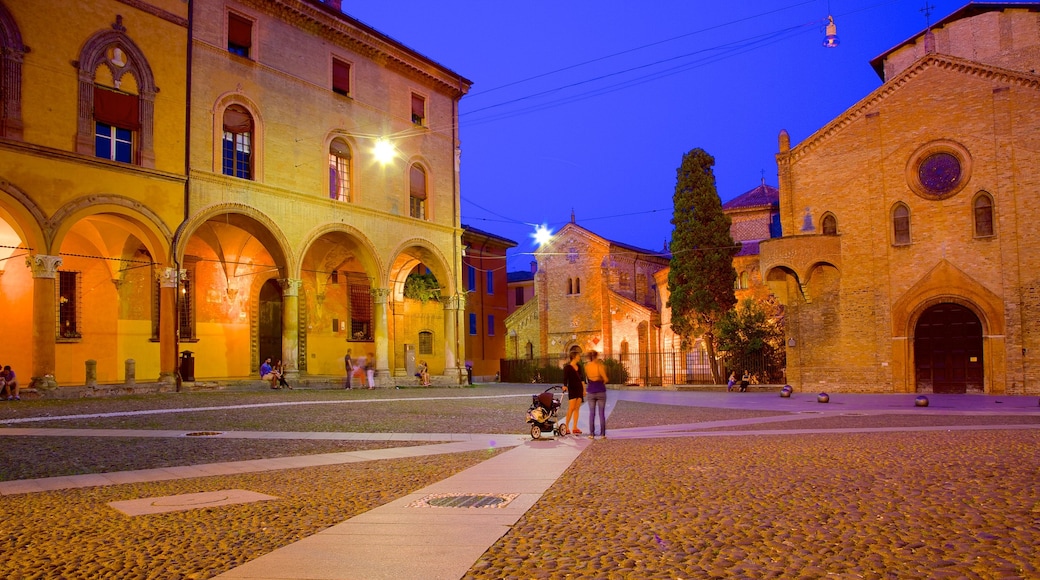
[{"xmin": 342, "ymin": 0, "xmax": 968, "ymax": 271}]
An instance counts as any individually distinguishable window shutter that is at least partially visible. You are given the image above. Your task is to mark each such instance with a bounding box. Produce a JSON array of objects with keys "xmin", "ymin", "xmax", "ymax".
[
  {"xmin": 94, "ymin": 86, "xmax": 140, "ymax": 130},
  {"xmin": 409, "ymin": 165, "xmax": 426, "ymax": 200},
  {"xmin": 228, "ymin": 13, "xmax": 252, "ymax": 48},
  {"xmin": 332, "ymin": 59, "xmax": 350, "ymax": 95},
  {"xmin": 223, "ymin": 105, "xmax": 253, "ymax": 133},
  {"xmin": 411, "ymin": 94, "xmax": 424, "ymax": 120}
]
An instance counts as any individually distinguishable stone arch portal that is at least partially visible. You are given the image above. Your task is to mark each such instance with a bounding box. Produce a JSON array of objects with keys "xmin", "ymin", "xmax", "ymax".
[{"xmin": 913, "ymin": 303, "xmax": 983, "ymax": 394}]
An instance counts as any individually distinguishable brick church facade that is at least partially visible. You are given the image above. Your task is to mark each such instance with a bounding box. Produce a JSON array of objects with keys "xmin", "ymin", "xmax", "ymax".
[{"xmin": 760, "ymin": 3, "xmax": 1040, "ymax": 395}]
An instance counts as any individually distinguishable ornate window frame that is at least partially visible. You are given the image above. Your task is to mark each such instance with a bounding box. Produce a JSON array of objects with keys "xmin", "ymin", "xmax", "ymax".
[
  {"xmin": 905, "ymin": 140, "xmax": 972, "ymax": 200},
  {"xmin": 75, "ymin": 20, "xmax": 157, "ymax": 167},
  {"xmin": 0, "ymin": 2, "xmax": 26, "ymax": 139}
]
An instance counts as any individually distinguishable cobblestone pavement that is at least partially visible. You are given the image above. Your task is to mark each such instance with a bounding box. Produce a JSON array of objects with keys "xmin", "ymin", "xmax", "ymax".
[{"xmin": 1, "ymin": 388, "xmax": 1038, "ymax": 579}]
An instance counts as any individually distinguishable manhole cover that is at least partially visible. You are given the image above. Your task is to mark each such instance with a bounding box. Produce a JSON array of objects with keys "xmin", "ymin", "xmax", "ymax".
[
  {"xmin": 184, "ymin": 431, "xmax": 223, "ymax": 437},
  {"xmin": 409, "ymin": 493, "xmax": 519, "ymax": 509}
]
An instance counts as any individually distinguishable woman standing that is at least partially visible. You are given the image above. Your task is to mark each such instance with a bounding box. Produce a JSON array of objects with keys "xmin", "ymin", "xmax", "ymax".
[
  {"xmin": 584, "ymin": 350, "xmax": 609, "ymax": 439},
  {"xmin": 562, "ymin": 351, "xmax": 585, "ymax": 434}
]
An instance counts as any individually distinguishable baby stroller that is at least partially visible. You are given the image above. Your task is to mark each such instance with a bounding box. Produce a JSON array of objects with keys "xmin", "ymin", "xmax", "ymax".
[{"xmin": 526, "ymin": 385, "xmax": 569, "ymax": 439}]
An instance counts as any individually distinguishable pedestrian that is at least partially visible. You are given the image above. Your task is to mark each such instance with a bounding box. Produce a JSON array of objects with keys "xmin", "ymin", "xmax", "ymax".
[
  {"xmin": 0, "ymin": 365, "xmax": 16, "ymax": 400},
  {"xmin": 562, "ymin": 351, "xmax": 584, "ymax": 434},
  {"xmin": 584, "ymin": 350, "xmax": 609, "ymax": 439},
  {"xmin": 418, "ymin": 360, "xmax": 430, "ymax": 386},
  {"xmin": 344, "ymin": 349, "xmax": 354, "ymax": 389},
  {"xmin": 727, "ymin": 371, "xmax": 736, "ymax": 392},
  {"xmin": 740, "ymin": 370, "xmax": 750, "ymax": 392},
  {"xmin": 365, "ymin": 352, "xmax": 376, "ymax": 389},
  {"xmin": 274, "ymin": 360, "xmax": 293, "ymax": 389},
  {"xmin": 260, "ymin": 357, "xmax": 278, "ymax": 389}
]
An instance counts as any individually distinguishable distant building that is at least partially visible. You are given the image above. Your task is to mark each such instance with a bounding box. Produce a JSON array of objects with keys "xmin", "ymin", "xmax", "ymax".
[
  {"xmin": 462, "ymin": 225, "xmax": 516, "ymax": 380},
  {"xmin": 504, "ymin": 220, "xmax": 669, "ymax": 384},
  {"xmin": 723, "ymin": 180, "xmax": 781, "ymax": 302},
  {"xmin": 760, "ymin": 3, "xmax": 1040, "ymax": 395}
]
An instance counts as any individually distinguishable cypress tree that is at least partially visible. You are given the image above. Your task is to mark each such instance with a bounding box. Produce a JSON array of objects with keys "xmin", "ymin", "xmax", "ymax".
[{"xmin": 667, "ymin": 148, "xmax": 738, "ymax": 383}]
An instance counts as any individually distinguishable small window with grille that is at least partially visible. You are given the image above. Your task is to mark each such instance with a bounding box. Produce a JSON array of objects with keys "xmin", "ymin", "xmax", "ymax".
[
  {"xmin": 58, "ymin": 271, "xmax": 82, "ymax": 339},
  {"xmin": 419, "ymin": 331, "xmax": 433, "ymax": 355}
]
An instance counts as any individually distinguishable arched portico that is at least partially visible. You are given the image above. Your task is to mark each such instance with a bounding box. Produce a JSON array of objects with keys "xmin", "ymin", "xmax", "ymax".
[
  {"xmin": 176, "ymin": 205, "xmax": 292, "ymax": 380},
  {"xmin": 48, "ymin": 197, "xmax": 175, "ymax": 385},
  {"xmin": 298, "ymin": 225, "xmax": 382, "ymax": 378},
  {"xmin": 387, "ymin": 239, "xmax": 461, "ymax": 384}
]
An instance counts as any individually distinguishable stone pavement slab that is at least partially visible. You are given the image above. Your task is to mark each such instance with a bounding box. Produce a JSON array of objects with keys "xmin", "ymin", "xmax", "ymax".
[{"xmin": 214, "ymin": 436, "xmax": 591, "ymax": 580}]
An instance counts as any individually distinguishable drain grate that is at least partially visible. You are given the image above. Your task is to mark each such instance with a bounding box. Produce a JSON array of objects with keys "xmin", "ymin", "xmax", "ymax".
[
  {"xmin": 409, "ymin": 492, "xmax": 519, "ymax": 509},
  {"xmin": 184, "ymin": 431, "xmax": 223, "ymax": 437}
]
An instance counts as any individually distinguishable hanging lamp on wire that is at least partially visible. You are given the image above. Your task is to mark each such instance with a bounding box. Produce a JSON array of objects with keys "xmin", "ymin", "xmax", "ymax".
[
  {"xmin": 822, "ymin": 0, "xmax": 839, "ymax": 48},
  {"xmin": 823, "ymin": 14, "xmax": 839, "ymax": 48}
]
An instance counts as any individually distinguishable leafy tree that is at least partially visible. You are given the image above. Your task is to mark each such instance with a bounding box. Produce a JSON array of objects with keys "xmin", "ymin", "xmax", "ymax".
[
  {"xmin": 717, "ymin": 297, "xmax": 786, "ymax": 382},
  {"xmin": 667, "ymin": 148, "xmax": 738, "ymax": 383},
  {"xmin": 403, "ymin": 271, "xmax": 440, "ymax": 302}
]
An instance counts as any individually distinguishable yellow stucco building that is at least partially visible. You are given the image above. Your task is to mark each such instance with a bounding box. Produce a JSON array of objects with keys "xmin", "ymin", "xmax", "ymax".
[
  {"xmin": 0, "ymin": 0, "xmax": 470, "ymax": 392},
  {"xmin": 761, "ymin": 4, "xmax": 1040, "ymax": 395}
]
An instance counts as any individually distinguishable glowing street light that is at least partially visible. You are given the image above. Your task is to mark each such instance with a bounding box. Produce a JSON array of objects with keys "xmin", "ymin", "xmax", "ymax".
[
  {"xmin": 373, "ymin": 138, "xmax": 396, "ymax": 164},
  {"xmin": 532, "ymin": 224, "xmax": 553, "ymax": 246}
]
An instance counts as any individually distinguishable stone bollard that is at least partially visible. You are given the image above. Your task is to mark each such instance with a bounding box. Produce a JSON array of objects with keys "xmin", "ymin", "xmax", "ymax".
[
  {"xmin": 125, "ymin": 358, "xmax": 136, "ymax": 388},
  {"xmin": 85, "ymin": 359, "xmax": 98, "ymax": 388},
  {"xmin": 915, "ymin": 395, "xmax": 929, "ymax": 407},
  {"xmin": 817, "ymin": 392, "xmax": 829, "ymax": 403}
]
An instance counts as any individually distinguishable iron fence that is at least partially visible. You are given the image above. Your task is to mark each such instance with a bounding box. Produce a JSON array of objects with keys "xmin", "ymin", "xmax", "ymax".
[{"xmin": 500, "ymin": 351, "xmax": 784, "ymax": 386}]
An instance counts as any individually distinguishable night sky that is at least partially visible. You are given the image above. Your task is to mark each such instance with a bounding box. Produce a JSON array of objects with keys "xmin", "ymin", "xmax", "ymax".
[{"xmin": 342, "ymin": 0, "xmax": 970, "ymax": 271}]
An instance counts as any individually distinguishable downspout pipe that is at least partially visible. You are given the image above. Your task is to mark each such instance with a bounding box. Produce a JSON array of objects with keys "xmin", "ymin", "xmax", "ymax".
[{"xmin": 173, "ymin": 0, "xmax": 194, "ymax": 391}]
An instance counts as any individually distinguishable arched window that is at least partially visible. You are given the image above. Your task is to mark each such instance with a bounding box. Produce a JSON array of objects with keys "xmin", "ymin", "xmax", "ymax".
[
  {"xmin": 821, "ymin": 213, "xmax": 837, "ymax": 235},
  {"xmin": 525, "ymin": 342, "xmax": 534, "ymax": 359},
  {"xmin": 75, "ymin": 27, "xmax": 157, "ymax": 166},
  {"xmin": 329, "ymin": 139, "xmax": 352, "ymax": 201},
  {"xmin": 0, "ymin": 2, "xmax": 26, "ymax": 139},
  {"xmin": 222, "ymin": 105, "xmax": 254, "ymax": 179},
  {"xmin": 973, "ymin": 192, "xmax": 994, "ymax": 237},
  {"xmin": 409, "ymin": 164, "xmax": 427, "ymax": 219},
  {"xmin": 567, "ymin": 278, "xmax": 573, "ymax": 295},
  {"xmin": 893, "ymin": 203, "xmax": 911, "ymax": 245},
  {"xmin": 574, "ymin": 277, "xmax": 581, "ymax": 294},
  {"xmin": 741, "ymin": 271, "xmax": 750, "ymax": 289}
]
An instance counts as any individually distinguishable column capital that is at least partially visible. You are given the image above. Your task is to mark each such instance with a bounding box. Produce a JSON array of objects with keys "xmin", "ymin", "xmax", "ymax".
[
  {"xmin": 278, "ymin": 278, "xmax": 302, "ymax": 297},
  {"xmin": 442, "ymin": 293, "xmax": 465, "ymax": 311},
  {"xmin": 370, "ymin": 287, "xmax": 391, "ymax": 303},
  {"xmin": 157, "ymin": 267, "xmax": 185, "ymax": 288},
  {"xmin": 26, "ymin": 254, "xmax": 62, "ymax": 279}
]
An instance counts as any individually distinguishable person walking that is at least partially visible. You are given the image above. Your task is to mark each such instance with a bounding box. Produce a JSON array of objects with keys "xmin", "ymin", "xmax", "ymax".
[
  {"xmin": 365, "ymin": 352, "xmax": 376, "ymax": 389},
  {"xmin": 562, "ymin": 351, "xmax": 585, "ymax": 434},
  {"xmin": 584, "ymin": 350, "xmax": 609, "ymax": 439},
  {"xmin": 344, "ymin": 349, "xmax": 354, "ymax": 389}
]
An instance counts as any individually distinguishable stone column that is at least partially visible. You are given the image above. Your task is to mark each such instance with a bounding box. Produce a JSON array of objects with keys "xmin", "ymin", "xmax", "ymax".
[
  {"xmin": 278, "ymin": 278, "xmax": 301, "ymax": 381},
  {"xmin": 372, "ymin": 287, "xmax": 391, "ymax": 386},
  {"xmin": 26, "ymin": 254, "xmax": 61, "ymax": 389},
  {"xmin": 158, "ymin": 267, "xmax": 181, "ymax": 385},
  {"xmin": 442, "ymin": 293, "xmax": 465, "ymax": 384}
]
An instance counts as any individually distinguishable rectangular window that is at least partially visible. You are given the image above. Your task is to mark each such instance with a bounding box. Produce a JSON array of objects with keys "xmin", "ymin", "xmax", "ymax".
[
  {"xmin": 349, "ymin": 283, "xmax": 372, "ymax": 341},
  {"xmin": 486, "ymin": 270, "xmax": 494, "ymax": 294},
  {"xmin": 409, "ymin": 196, "xmax": 425, "ymax": 219},
  {"xmin": 411, "ymin": 93, "xmax": 425, "ymax": 125},
  {"xmin": 228, "ymin": 13, "xmax": 252, "ymax": 58},
  {"xmin": 95, "ymin": 123, "xmax": 133, "ymax": 163},
  {"xmin": 419, "ymin": 331, "xmax": 433, "ymax": 355},
  {"xmin": 467, "ymin": 265, "xmax": 476, "ymax": 292},
  {"xmin": 515, "ymin": 287, "xmax": 525, "ymax": 306},
  {"xmin": 58, "ymin": 271, "xmax": 81, "ymax": 339},
  {"xmin": 468, "ymin": 313, "xmax": 477, "ymax": 335},
  {"xmin": 487, "ymin": 315, "xmax": 495, "ymax": 336},
  {"xmin": 332, "ymin": 318, "xmax": 339, "ymax": 333},
  {"xmin": 332, "ymin": 58, "xmax": 350, "ymax": 96},
  {"xmin": 178, "ymin": 276, "xmax": 194, "ymax": 340},
  {"xmin": 222, "ymin": 130, "xmax": 252, "ymax": 179}
]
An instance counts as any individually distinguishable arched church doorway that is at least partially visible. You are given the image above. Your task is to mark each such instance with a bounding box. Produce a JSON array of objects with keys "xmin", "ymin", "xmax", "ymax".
[
  {"xmin": 259, "ymin": 279, "xmax": 282, "ymax": 369},
  {"xmin": 914, "ymin": 303, "xmax": 983, "ymax": 394}
]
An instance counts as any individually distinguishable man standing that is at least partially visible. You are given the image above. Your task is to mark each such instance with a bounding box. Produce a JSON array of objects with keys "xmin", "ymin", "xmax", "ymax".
[
  {"xmin": 365, "ymin": 352, "xmax": 376, "ymax": 389},
  {"xmin": 344, "ymin": 349, "xmax": 354, "ymax": 389}
]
